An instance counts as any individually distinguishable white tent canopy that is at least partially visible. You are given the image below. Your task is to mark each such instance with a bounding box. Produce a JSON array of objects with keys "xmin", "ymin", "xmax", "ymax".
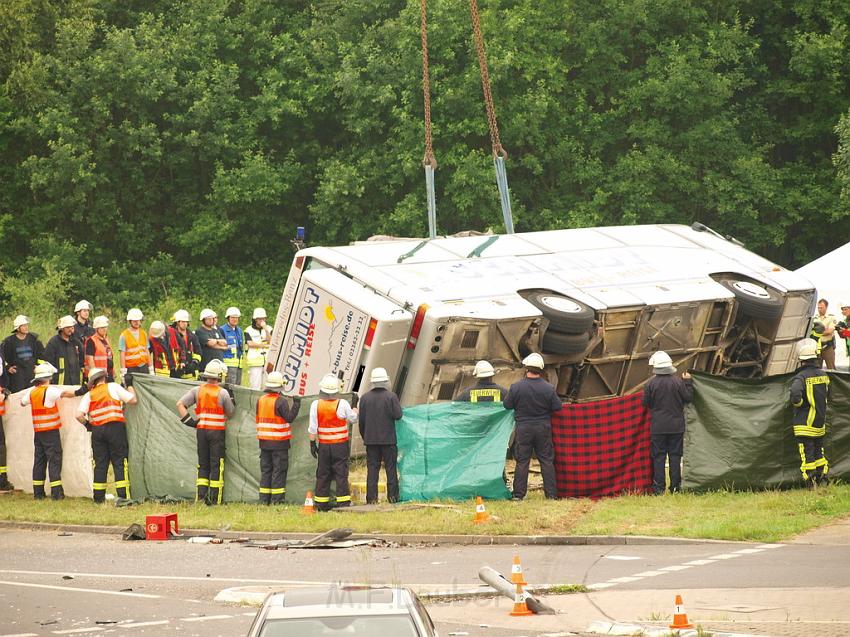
[{"xmin": 797, "ymin": 242, "xmax": 850, "ymax": 370}]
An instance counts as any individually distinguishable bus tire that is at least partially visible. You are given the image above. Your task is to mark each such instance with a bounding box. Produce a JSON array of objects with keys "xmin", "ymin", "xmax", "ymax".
[
  {"xmin": 527, "ymin": 292, "xmax": 595, "ymax": 333},
  {"xmin": 542, "ymin": 330, "xmax": 591, "ymax": 355},
  {"xmin": 720, "ymin": 280, "xmax": 784, "ymax": 320}
]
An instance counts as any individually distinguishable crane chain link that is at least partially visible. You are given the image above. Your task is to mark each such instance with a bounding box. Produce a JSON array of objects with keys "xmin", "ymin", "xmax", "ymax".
[
  {"xmin": 420, "ymin": 0, "xmax": 437, "ymax": 168},
  {"xmin": 468, "ymin": 0, "xmax": 507, "ymax": 159}
]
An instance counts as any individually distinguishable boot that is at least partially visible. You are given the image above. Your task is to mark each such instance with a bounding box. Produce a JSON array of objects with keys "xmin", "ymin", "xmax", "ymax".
[
  {"xmin": 0, "ymin": 473, "xmax": 13, "ymax": 491},
  {"xmin": 51, "ymin": 485, "xmax": 65, "ymax": 500}
]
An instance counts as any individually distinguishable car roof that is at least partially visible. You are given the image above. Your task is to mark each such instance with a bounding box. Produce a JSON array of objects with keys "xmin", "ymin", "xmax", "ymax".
[{"xmin": 261, "ymin": 586, "xmax": 412, "ymax": 621}]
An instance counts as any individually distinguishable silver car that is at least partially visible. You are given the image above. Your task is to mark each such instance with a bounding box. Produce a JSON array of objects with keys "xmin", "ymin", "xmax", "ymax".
[{"xmin": 246, "ymin": 586, "xmax": 439, "ymax": 637}]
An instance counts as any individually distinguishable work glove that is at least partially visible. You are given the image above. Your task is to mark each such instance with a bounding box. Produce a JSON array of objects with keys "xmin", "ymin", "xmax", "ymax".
[
  {"xmin": 74, "ymin": 384, "xmax": 89, "ymax": 396},
  {"xmin": 224, "ymin": 384, "xmax": 236, "ymax": 406},
  {"xmin": 122, "ymin": 374, "xmax": 134, "ymax": 389},
  {"xmin": 83, "ymin": 420, "xmax": 93, "ymax": 432},
  {"xmin": 120, "ymin": 367, "xmax": 128, "ymax": 378},
  {"xmin": 180, "ymin": 413, "xmax": 198, "ymax": 429},
  {"xmin": 1, "ymin": 388, "xmax": 10, "ymax": 398},
  {"xmin": 310, "ymin": 440, "xmax": 319, "ymax": 459}
]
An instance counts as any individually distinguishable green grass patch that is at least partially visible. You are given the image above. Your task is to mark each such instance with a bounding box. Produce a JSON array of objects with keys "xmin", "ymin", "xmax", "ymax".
[{"xmin": 2, "ymin": 485, "xmax": 850, "ymax": 542}]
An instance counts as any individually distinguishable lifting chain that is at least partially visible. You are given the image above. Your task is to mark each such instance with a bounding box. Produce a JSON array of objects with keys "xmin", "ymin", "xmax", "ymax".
[
  {"xmin": 420, "ymin": 0, "xmax": 436, "ymax": 169},
  {"xmin": 468, "ymin": 0, "xmax": 506, "ymax": 159}
]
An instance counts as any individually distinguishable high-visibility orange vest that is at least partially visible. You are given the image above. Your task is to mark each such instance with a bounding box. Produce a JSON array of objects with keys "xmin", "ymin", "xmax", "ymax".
[
  {"xmin": 317, "ymin": 399, "xmax": 348, "ymax": 444},
  {"xmin": 196, "ymin": 384, "xmax": 226, "ymax": 430},
  {"xmin": 121, "ymin": 329, "xmax": 149, "ymax": 367},
  {"xmin": 256, "ymin": 393, "xmax": 291, "ymax": 441},
  {"xmin": 30, "ymin": 385, "xmax": 61, "ymax": 432},
  {"xmin": 87, "ymin": 383, "xmax": 125, "ymax": 426},
  {"xmin": 88, "ymin": 335, "xmax": 112, "ymax": 370},
  {"xmin": 0, "ymin": 395, "xmax": 5, "ymax": 417}
]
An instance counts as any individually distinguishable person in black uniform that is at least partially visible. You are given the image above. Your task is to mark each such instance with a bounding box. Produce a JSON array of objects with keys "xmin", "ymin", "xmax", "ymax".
[
  {"xmin": 790, "ymin": 340, "xmax": 831, "ymax": 488},
  {"xmin": 43, "ymin": 316, "xmax": 84, "ymax": 386},
  {"xmin": 2, "ymin": 315, "xmax": 45, "ymax": 393},
  {"xmin": 255, "ymin": 371, "xmax": 300, "ymax": 504},
  {"xmin": 642, "ymin": 351, "xmax": 693, "ymax": 495},
  {"xmin": 503, "ymin": 353, "xmax": 561, "ymax": 501},
  {"xmin": 358, "ymin": 367, "xmax": 403, "ymax": 504},
  {"xmin": 457, "ymin": 360, "xmax": 508, "ymax": 402},
  {"xmin": 73, "ymin": 300, "xmax": 95, "ymax": 346}
]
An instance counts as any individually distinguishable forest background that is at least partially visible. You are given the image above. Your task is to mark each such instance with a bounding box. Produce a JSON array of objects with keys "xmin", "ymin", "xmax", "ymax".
[{"xmin": 2, "ymin": 0, "xmax": 850, "ymax": 324}]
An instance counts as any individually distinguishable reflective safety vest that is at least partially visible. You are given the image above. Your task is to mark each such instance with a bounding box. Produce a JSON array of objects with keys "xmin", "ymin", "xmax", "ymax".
[
  {"xmin": 30, "ymin": 385, "xmax": 61, "ymax": 432},
  {"xmin": 150, "ymin": 337, "xmax": 173, "ymax": 376},
  {"xmin": 469, "ymin": 388, "xmax": 503, "ymax": 403},
  {"xmin": 221, "ymin": 325, "xmax": 244, "ymax": 368},
  {"xmin": 121, "ymin": 328, "xmax": 149, "ymax": 367},
  {"xmin": 245, "ymin": 326, "xmax": 270, "ymax": 368},
  {"xmin": 88, "ymin": 335, "xmax": 113, "ymax": 371},
  {"xmin": 88, "ymin": 383, "xmax": 125, "ymax": 426},
  {"xmin": 317, "ymin": 399, "xmax": 349, "ymax": 444},
  {"xmin": 256, "ymin": 393, "xmax": 291, "ymax": 441},
  {"xmin": 196, "ymin": 384, "xmax": 226, "ymax": 430},
  {"xmin": 792, "ymin": 367, "xmax": 830, "ymax": 437},
  {"xmin": 0, "ymin": 395, "xmax": 6, "ymax": 417}
]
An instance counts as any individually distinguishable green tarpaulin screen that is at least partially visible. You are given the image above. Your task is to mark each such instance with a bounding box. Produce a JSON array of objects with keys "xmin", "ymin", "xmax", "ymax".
[
  {"xmin": 397, "ymin": 402, "xmax": 513, "ymax": 501},
  {"xmin": 684, "ymin": 371, "xmax": 850, "ymax": 491}
]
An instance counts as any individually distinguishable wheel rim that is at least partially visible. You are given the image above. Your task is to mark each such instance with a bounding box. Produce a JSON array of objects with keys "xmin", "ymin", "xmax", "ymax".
[
  {"xmin": 540, "ymin": 296, "xmax": 583, "ymax": 313},
  {"xmin": 731, "ymin": 281, "xmax": 771, "ymax": 299}
]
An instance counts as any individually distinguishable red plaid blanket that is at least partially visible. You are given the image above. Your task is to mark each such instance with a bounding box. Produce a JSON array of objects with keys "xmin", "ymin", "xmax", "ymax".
[{"xmin": 552, "ymin": 393, "xmax": 651, "ymax": 498}]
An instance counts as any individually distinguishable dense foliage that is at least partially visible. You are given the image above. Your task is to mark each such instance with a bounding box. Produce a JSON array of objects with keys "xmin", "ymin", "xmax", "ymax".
[{"xmin": 1, "ymin": 0, "xmax": 849, "ymax": 314}]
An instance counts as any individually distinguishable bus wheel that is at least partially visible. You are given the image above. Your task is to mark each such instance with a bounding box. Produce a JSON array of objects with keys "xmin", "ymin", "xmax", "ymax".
[{"xmin": 527, "ymin": 292, "xmax": 595, "ymax": 333}]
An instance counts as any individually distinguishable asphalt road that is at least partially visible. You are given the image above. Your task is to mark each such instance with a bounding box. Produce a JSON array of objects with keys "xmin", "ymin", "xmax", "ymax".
[{"xmin": 2, "ymin": 529, "xmax": 849, "ymax": 636}]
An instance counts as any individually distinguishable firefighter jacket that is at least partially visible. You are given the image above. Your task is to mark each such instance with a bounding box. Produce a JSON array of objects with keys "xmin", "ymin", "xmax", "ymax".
[
  {"xmin": 149, "ymin": 336, "xmax": 175, "ymax": 377},
  {"xmin": 168, "ymin": 325, "xmax": 201, "ymax": 377},
  {"xmin": 456, "ymin": 380, "xmax": 509, "ymax": 403},
  {"xmin": 790, "ymin": 363, "xmax": 830, "ymax": 437},
  {"xmin": 44, "ymin": 334, "xmax": 84, "ymax": 385},
  {"xmin": 86, "ymin": 383, "xmax": 126, "ymax": 426}
]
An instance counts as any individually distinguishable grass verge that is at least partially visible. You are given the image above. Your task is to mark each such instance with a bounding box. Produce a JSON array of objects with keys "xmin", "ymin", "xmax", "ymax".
[{"xmin": 2, "ymin": 485, "xmax": 850, "ymax": 542}]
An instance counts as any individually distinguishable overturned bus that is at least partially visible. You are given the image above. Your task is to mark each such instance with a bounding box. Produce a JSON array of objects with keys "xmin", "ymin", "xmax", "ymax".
[{"xmin": 266, "ymin": 224, "xmax": 814, "ymax": 405}]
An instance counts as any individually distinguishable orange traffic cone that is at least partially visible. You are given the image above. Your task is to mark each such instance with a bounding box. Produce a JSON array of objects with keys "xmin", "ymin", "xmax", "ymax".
[
  {"xmin": 669, "ymin": 594, "xmax": 694, "ymax": 630},
  {"xmin": 510, "ymin": 555, "xmax": 528, "ymax": 586},
  {"xmin": 472, "ymin": 496, "xmax": 490, "ymax": 524},
  {"xmin": 509, "ymin": 581, "xmax": 533, "ymax": 616},
  {"xmin": 302, "ymin": 490, "xmax": 316, "ymax": 515}
]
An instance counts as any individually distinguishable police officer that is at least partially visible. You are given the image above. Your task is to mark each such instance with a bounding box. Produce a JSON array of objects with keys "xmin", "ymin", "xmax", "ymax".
[
  {"xmin": 457, "ymin": 360, "xmax": 508, "ymax": 402},
  {"xmin": 642, "ymin": 351, "xmax": 693, "ymax": 494},
  {"xmin": 43, "ymin": 315, "xmax": 84, "ymax": 385},
  {"xmin": 176, "ymin": 359, "xmax": 234, "ymax": 505},
  {"xmin": 75, "ymin": 368, "xmax": 137, "ymax": 502},
  {"xmin": 790, "ymin": 340, "xmax": 831, "ymax": 488},
  {"xmin": 358, "ymin": 368, "xmax": 403, "ymax": 504},
  {"xmin": 255, "ymin": 371, "xmax": 300, "ymax": 504},
  {"xmin": 309, "ymin": 373, "xmax": 358, "ymax": 511},
  {"xmin": 20, "ymin": 363, "xmax": 80, "ymax": 500},
  {"xmin": 503, "ymin": 353, "xmax": 561, "ymax": 501}
]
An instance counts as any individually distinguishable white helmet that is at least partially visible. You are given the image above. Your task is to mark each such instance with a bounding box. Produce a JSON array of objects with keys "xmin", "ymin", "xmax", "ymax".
[
  {"xmin": 252, "ymin": 307, "xmax": 267, "ymax": 320},
  {"xmin": 57, "ymin": 315, "xmax": 76, "ymax": 330},
  {"xmin": 87, "ymin": 368, "xmax": 107, "ymax": 385},
  {"xmin": 74, "ymin": 300, "xmax": 93, "ymax": 313},
  {"xmin": 32, "ymin": 362, "xmax": 58, "ymax": 381},
  {"xmin": 840, "ymin": 301, "xmax": 850, "ymax": 309},
  {"xmin": 12, "ymin": 315, "xmax": 29, "ymax": 330},
  {"xmin": 319, "ymin": 373, "xmax": 340, "ymax": 394},
  {"xmin": 149, "ymin": 320, "xmax": 166, "ymax": 338},
  {"xmin": 651, "ymin": 350, "xmax": 676, "ymax": 374},
  {"xmin": 199, "ymin": 308, "xmax": 217, "ymax": 322},
  {"xmin": 264, "ymin": 371, "xmax": 285, "ymax": 389},
  {"xmin": 225, "ymin": 306, "xmax": 241, "ymax": 319},
  {"xmin": 370, "ymin": 367, "xmax": 390, "ymax": 384},
  {"xmin": 473, "ymin": 360, "xmax": 495, "ymax": 378},
  {"xmin": 92, "ymin": 315, "xmax": 109, "ymax": 329},
  {"xmin": 201, "ymin": 359, "xmax": 227, "ymax": 380},
  {"xmin": 126, "ymin": 308, "xmax": 144, "ymax": 321},
  {"xmin": 522, "ymin": 353, "xmax": 545, "ymax": 370},
  {"xmin": 799, "ymin": 340, "xmax": 819, "ymax": 361},
  {"xmin": 174, "ymin": 309, "xmax": 190, "ymax": 323}
]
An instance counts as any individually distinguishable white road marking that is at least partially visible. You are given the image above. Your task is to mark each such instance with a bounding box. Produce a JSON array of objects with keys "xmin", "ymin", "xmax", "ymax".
[
  {"xmin": 0, "ymin": 633, "xmax": 40, "ymax": 637},
  {"xmin": 0, "ymin": 569, "xmax": 326, "ymax": 586},
  {"xmin": 51, "ymin": 629, "xmax": 104, "ymax": 635},
  {"xmin": 179, "ymin": 615, "xmax": 233, "ymax": 623},
  {"xmin": 756, "ymin": 544, "xmax": 784, "ymax": 549},
  {"xmin": 682, "ymin": 559, "xmax": 715, "ymax": 566},
  {"xmin": 631, "ymin": 570, "xmax": 666, "ymax": 577},
  {"xmin": 735, "ymin": 548, "xmax": 766, "ymax": 554},
  {"xmin": 586, "ymin": 582, "xmax": 616, "ymax": 590},
  {"xmin": 708, "ymin": 553, "xmax": 742, "ymax": 560},
  {"xmin": 659, "ymin": 564, "xmax": 692, "ymax": 572},
  {"xmin": 602, "ymin": 555, "xmax": 642, "ymax": 561},
  {"xmin": 0, "ymin": 580, "xmax": 160, "ymax": 599},
  {"xmin": 120, "ymin": 621, "xmax": 170, "ymax": 628},
  {"xmin": 606, "ymin": 576, "xmax": 643, "ymax": 583},
  {"xmin": 242, "ymin": 612, "xmax": 257, "ymax": 616}
]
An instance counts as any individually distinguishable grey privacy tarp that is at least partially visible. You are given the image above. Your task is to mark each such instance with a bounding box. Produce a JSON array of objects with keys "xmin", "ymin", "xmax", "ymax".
[
  {"xmin": 397, "ymin": 402, "xmax": 513, "ymax": 501},
  {"xmin": 684, "ymin": 370, "xmax": 850, "ymax": 491},
  {"xmin": 128, "ymin": 375, "xmax": 321, "ymax": 503}
]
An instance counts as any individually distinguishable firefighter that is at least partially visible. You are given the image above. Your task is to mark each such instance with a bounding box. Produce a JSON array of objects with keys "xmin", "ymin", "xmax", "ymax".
[
  {"xmin": 19, "ymin": 363, "xmax": 81, "ymax": 500},
  {"xmin": 503, "ymin": 353, "xmax": 561, "ymax": 501},
  {"xmin": 73, "ymin": 300, "xmax": 95, "ymax": 345},
  {"xmin": 0, "ymin": 352, "xmax": 13, "ymax": 491},
  {"xmin": 220, "ymin": 307, "xmax": 245, "ymax": 385},
  {"xmin": 43, "ymin": 315, "xmax": 84, "ymax": 386},
  {"xmin": 176, "ymin": 359, "xmax": 234, "ymax": 505},
  {"xmin": 790, "ymin": 340, "xmax": 831, "ymax": 488},
  {"xmin": 75, "ymin": 368, "xmax": 137, "ymax": 503},
  {"xmin": 168, "ymin": 309, "xmax": 202, "ymax": 379},
  {"xmin": 195, "ymin": 309, "xmax": 227, "ymax": 369},
  {"xmin": 2, "ymin": 315, "xmax": 45, "ymax": 392},
  {"xmin": 255, "ymin": 371, "xmax": 300, "ymax": 504},
  {"xmin": 148, "ymin": 321, "xmax": 175, "ymax": 377},
  {"xmin": 85, "ymin": 315, "xmax": 115, "ymax": 382},
  {"xmin": 642, "ymin": 351, "xmax": 693, "ymax": 494},
  {"xmin": 457, "ymin": 360, "xmax": 508, "ymax": 402},
  {"xmin": 119, "ymin": 308, "xmax": 150, "ymax": 380},
  {"xmin": 358, "ymin": 367, "xmax": 402, "ymax": 504},
  {"xmin": 309, "ymin": 373, "xmax": 358, "ymax": 511},
  {"xmin": 245, "ymin": 308, "xmax": 272, "ymax": 390}
]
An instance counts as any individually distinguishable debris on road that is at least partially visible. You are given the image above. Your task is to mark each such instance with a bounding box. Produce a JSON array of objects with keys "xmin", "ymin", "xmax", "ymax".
[{"xmin": 478, "ymin": 566, "xmax": 556, "ymax": 615}]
